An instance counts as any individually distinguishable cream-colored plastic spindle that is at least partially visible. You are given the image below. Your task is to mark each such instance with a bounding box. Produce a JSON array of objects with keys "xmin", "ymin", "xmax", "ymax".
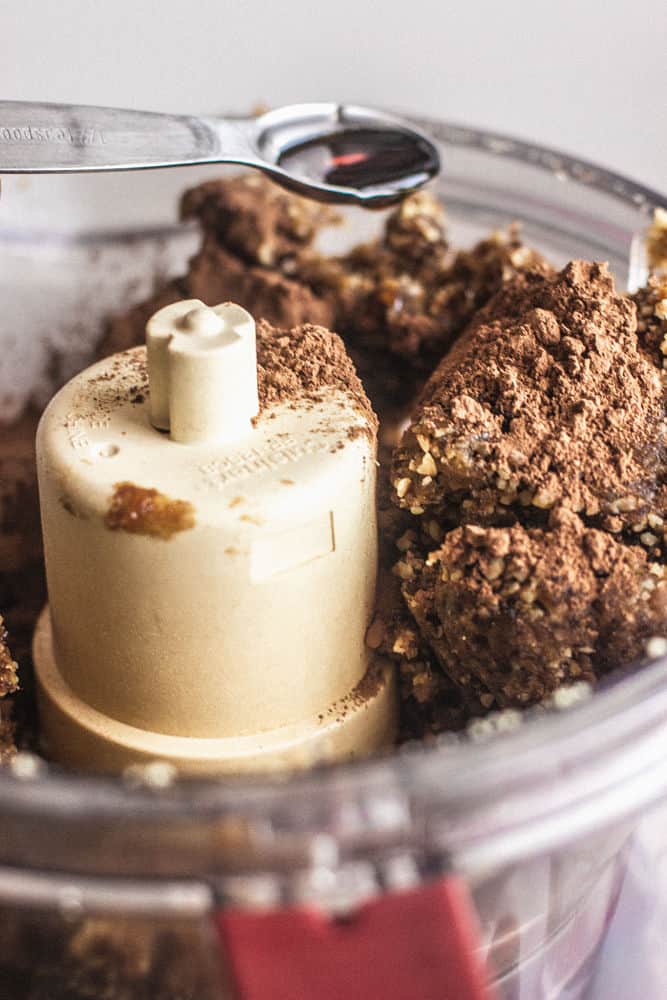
[
  {"xmin": 33, "ymin": 300, "xmax": 396, "ymax": 775},
  {"xmin": 147, "ymin": 300, "xmax": 259, "ymax": 442}
]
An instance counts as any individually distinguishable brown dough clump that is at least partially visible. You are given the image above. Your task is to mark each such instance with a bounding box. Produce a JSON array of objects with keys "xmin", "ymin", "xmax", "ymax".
[
  {"xmin": 102, "ymin": 175, "xmax": 551, "ymax": 418},
  {"xmin": 398, "ymin": 509, "xmax": 666, "ymax": 710},
  {"xmin": 303, "ymin": 200, "xmax": 552, "ymax": 410},
  {"xmin": 390, "ymin": 261, "xmax": 667, "ymax": 710},
  {"xmin": 180, "ymin": 172, "xmax": 340, "ymax": 267},
  {"xmin": 101, "ymin": 174, "xmax": 337, "ymax": 359},
  {"xmin": 393, "ymin": 262, "xmax": 667, "ymax": 538}
]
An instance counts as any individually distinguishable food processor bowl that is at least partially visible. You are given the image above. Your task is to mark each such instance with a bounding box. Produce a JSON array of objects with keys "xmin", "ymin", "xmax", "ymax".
[{"xmin": 0, "ymin": 115, "xmax": 666, "ymax": 999}]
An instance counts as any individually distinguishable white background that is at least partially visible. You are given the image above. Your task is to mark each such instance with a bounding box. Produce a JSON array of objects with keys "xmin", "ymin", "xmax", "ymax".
[{"xmin": 1, "ymin": 0, "xmax": 665, "ymax": 191}]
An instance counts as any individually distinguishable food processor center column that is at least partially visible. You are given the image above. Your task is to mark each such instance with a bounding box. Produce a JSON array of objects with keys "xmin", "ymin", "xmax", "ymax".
[{"xmin": 33, "ymin": 300, "xmax": 396, "ymax": 774}]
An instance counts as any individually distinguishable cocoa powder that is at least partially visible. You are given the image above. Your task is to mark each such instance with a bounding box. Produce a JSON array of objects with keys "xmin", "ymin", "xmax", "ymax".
[
  {"xmin": 255, "ymin": 320, "xmax": 377, "ymax": 435},
  {"xmin": 391, "ymin": 261, "xmax": 667, "ymax": 710},
  {"xmin": 393, "ymin": 262, "xmax": 667, "ymax": 536}
]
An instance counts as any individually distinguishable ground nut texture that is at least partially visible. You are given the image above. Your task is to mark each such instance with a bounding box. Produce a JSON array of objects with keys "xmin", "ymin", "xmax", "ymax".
[
  {"xmin": 646, "ymin": 207, "xmax": 667, "ymax": 274},
  {"xmin": 0, "ymin": 617, "xmax": 18, "ymax": 760},
  {"xmin": 366, "ymin": 570, "xmax": 488, "ymax": 740},
  {"xmin": 392, "ymin": 262, "xmax": 667, "ymax": 535},
  {"xmin": 633, "ymin": 273, "xmax": 667, "ymax": 367},
  {"xmin": 304, "ymin": 211, "xmax": 553, "ymax": 411},
  {"xmin": 391, "ymin": 260, "xmax": 667, "ymax": 709},
  {"xmin": 398, "ymin": 511, "xmax": 667, "ymax": 709}
]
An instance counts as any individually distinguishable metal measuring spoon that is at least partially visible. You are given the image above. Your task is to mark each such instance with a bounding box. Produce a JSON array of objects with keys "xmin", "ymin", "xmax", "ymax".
[{"xmin": 0, "ymin": 101, "xmax": 440, "ymax": 208}]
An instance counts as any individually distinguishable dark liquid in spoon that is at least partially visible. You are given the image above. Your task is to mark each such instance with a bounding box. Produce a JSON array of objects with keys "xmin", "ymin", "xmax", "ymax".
[{"xmin": 278, "ymin": 128, "xmax": 439, "ymax": 195}]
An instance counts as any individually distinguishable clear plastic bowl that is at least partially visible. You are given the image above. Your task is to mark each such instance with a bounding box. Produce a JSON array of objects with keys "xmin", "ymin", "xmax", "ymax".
[{"xmin": 1, "ymin": 116, "xmax": 666, "ymax": 1000}]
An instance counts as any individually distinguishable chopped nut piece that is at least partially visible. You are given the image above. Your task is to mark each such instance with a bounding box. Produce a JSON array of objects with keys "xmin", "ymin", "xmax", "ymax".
[
  {"xmin": 645, "ymin": 636, "xmax": 667, "ymax": 659},
  {"xmin": 394, "ymin": 560, "xmax": 414, "ymax": 581},
  {"xmin": 396, "ymin": 530, "xmax": 416, "ymax": 552},
  {"xmin": 394, "ymin": 477, "xmax": 411, "ymax": 499},
  {"xmin": 614, "ymin": 496, "xmax": 638, "ymax": 513},
  {"xmin": 416, "ymin": 452, "xmax": 437, "ymax": 477},
  {"xmin": 394, "ymin": 477, "xmax": 412, "ymax": 499},
  {"xmin": 646, "ymin": 207, "xmax": 667, "ymax": 274},
  {"xmin": 532, "ymin": 489, "xmax": 558, "ymax": 510},
  {"xmin": 427, "ymin": 520, "xmax": 443, "ymax": 541},
  {"xmin": 482, "ymin": 557, "xmax": 505, "ymax": 581}
]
